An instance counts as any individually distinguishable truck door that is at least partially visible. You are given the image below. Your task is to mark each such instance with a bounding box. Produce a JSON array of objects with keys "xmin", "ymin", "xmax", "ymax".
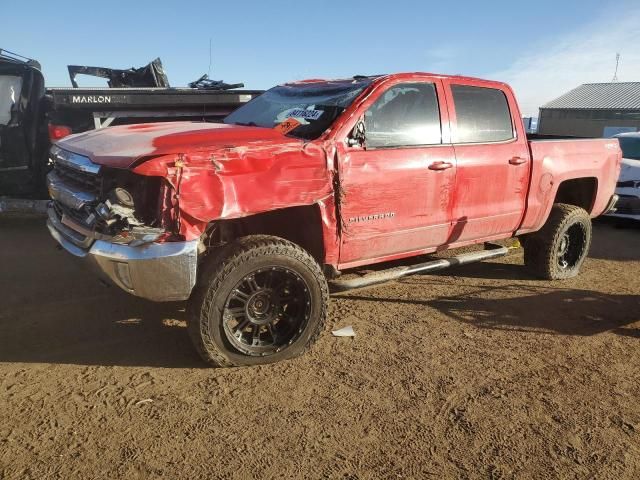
[
  {"xmin": 337, "ymin": 78, "xmax": 456, "ymax": 267},
  {"xmin": 442, "ymin": 80, "xmax": 529, "ymax": 242},
  {"xmin": 0, "ymin": 62, "xmax": 45, "ymax": 195}
]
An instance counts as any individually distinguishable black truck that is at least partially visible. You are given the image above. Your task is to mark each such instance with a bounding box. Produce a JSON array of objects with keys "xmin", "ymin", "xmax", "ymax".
[{"xmin": 0, "ymin": 49, "xmax": 262, "ymax": 197}]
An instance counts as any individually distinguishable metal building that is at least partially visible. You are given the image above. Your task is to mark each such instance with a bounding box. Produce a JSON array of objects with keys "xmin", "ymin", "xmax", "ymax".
[{"xmin": 537, "ymin": 82, "xmax": 640, "ymax": 137}]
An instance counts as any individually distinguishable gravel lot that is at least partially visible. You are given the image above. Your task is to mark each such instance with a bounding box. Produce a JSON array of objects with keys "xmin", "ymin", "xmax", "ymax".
[{"xmin": 1, "ymin": 216, "xmax": 639, "ymax": 479}]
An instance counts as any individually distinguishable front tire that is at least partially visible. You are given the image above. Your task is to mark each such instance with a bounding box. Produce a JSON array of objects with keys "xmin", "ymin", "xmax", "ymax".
[
  {"xmin": 187, "ymin": 235, "xmax": 328, "ymax": 367},
  {"xmin": 522, "ymin": 203, "xmax": 592, "ymax": 280}
]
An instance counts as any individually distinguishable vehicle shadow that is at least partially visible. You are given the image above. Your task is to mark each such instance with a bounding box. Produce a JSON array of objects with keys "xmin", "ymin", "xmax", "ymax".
[
  {"xmin": 341, "ymin": 283, "xmax": 640, "ymax": 338},
  {"xmin": 0, "ymin": 292, "xmax": 205, "ymax": 368},
  {"xmin": 429, "ymin": 286, "xmax": 640, "ymax": 337},
  {"xmin": 428, "ymin": 260, "xmax": 532, "ymax": 281},
  {"xmin": 0, "ymin": 217, "xmax": 204, "ymax": 368}
]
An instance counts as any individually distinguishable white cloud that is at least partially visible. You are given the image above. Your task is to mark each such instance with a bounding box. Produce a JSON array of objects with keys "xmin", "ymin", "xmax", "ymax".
[{"xmin": 487, "ymin": 8, "xmax": 640, "ymax": 116}]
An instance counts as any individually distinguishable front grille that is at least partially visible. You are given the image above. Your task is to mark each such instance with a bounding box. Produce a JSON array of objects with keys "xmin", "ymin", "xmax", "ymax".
[
  {"xmin": 53, "ymin": 162, "xmax": 101, "ymax": 195},
  {"xmin": 53, "ymin": 199, "xmax": 92, "ymax": 227},
  {"xmin": 49, "ymin": 202, "xmax": 93, "ymax": 248}
]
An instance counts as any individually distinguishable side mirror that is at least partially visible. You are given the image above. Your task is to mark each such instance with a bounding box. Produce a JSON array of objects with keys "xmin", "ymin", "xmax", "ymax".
[{"xmin": 347, "ymin": 119, "xmax": 366, "ymax": 147}]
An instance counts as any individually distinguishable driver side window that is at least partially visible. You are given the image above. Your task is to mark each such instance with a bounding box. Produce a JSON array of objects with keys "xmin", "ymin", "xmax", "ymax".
[{"xmin": 364, "ymin": 82, "xmax": 441, "ymax": 148}]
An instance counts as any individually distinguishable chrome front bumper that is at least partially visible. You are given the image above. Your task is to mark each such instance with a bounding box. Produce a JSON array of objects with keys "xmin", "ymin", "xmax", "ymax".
[
  {"xmin": 603, "ymin": 194, "xmax": 620, "ymax": 215},
  {"xmin": 47, "ymin": 204, "xmax": 198, "ymax": 302}
]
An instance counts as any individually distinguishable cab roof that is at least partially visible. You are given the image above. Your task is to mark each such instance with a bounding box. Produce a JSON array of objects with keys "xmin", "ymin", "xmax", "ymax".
[{"xmin": 283, "ymin": 72, "xmax": 507, "ymax": 88}]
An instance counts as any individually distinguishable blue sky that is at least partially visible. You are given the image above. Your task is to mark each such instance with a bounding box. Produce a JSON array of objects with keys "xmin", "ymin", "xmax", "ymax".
[{"xmin": 4, "ymin": 0, "xmax": 639, "ymax": 115}]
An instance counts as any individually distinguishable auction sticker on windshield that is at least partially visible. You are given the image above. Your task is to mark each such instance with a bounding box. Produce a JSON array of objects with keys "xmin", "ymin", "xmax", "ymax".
[
  {"xmin": 274, "ymin": 118, "xmax": 302, "ymax": 134},
  {"xmin": 287, "ymin": 108, "xmax": 324, "ymax": 121}
]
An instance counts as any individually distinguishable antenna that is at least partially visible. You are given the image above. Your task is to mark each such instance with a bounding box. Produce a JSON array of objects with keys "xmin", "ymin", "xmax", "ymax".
[
  {"xmin": 612, "ymin": 53, "xmax": 620, "ymax": 82},
  {"xmin": 208, "ymin": 38, "xmax": 212, "ymax": 76}
]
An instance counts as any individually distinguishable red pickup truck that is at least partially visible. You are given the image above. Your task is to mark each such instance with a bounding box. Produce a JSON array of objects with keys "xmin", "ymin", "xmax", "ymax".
[{"xmin": 46, "ymin": 73, "xmax": 620, "ymax": 366}]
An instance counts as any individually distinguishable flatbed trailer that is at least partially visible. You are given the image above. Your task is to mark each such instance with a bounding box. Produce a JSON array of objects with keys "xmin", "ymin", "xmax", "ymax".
[
  {"xmin": 46, "ymin": 87, "xmax": 262, "ymax": 130},
  {"xmin": 0, "ymin": 49, "xmax": 263, "ymax": 197}
]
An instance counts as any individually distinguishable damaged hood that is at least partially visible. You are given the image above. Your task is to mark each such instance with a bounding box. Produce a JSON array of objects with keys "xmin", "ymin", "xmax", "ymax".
[
  {"xmin": 55, "ymin": 122, "xmax": 305, "ymax": 169},
  {"xmin": 53, "ymin": 121, "xmax": 334, "ymax": 242}
]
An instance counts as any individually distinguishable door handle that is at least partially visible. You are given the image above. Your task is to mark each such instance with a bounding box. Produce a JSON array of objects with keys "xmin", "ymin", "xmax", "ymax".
[
  {"xmin": 509, "ymin": 156, "xmax": 527, "ymax": 165},
  {"xmin": 428, "ymin": 161, "xmax": 453, "ymax": 171}
]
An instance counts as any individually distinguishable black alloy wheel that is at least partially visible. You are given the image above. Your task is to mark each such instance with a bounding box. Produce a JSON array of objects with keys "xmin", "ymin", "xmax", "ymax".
[
  {"xmin": 187, "ymin": 235, "xmax": 328, "ymax": 367},
  {"xmin": 222, "ymin": 267, "xmax": 312, "ymax": 356},
  {"xmin": 522, "ymin": 203, "xmax": 592, "ymax": 280},
  {"xmin": 556, "ymin": 223, "xmax": 588, "ymax": 271}
]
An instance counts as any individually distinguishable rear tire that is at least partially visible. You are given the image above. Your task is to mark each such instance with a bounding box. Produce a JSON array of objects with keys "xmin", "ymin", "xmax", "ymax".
[
  {"xmin": 187, "ymin": 235, "xmax": 328, "ymax": 367},
  {"xmin": 522, "ymin": 203, "xmax": 592, "ymax": 280}
]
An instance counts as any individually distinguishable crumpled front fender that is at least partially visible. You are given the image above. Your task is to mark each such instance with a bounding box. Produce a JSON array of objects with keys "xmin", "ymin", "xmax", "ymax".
[{"xmin": 132, "ymin": 141, "xmax": 334, "ymax": 241}]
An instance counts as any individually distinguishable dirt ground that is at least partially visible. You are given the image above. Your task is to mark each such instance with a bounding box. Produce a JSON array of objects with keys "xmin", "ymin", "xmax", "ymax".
[{"xmin": 1, "ymin": 216, "xmax": 639, "ymax": 479}]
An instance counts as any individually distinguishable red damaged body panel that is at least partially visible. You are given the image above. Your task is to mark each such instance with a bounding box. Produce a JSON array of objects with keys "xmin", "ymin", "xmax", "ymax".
[{"xmin": 56, "ymin": 122, "xmax": 335, "ymax": 242}]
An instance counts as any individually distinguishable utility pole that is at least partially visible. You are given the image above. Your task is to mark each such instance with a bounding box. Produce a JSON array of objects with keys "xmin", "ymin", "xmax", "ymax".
[{"xmin": 612, "ymin": 53, "xmax": 620, "ymax": 82}]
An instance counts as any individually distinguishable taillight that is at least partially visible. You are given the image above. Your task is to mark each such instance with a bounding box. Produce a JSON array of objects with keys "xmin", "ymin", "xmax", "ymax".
[{"xmin": 48, "ymin": 123, "xmax": 72, "ymax": 141}]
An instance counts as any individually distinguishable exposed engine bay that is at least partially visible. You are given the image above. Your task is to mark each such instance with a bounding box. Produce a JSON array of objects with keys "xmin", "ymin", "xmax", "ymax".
[{"xmin": 47, "ymin": 145, "xmax": 177, "ymax": 248}]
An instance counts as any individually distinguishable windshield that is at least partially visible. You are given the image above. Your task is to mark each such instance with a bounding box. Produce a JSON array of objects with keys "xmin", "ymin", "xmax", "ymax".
[
  {"xmin": 618, "ymin": 136, "xmax": 640, "ymax": 160},
  {"xmin": 224, "ymin": 79, "xmax": 371, "ymax": 140}
]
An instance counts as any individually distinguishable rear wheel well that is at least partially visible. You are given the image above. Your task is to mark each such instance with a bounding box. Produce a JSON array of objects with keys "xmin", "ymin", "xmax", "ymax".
[
  {"xmin": 553, "ymin": 177, "xmax": 597, "ymax": 213},
  {"xmin": 204, "ymin": 205, "xmax": 325, "ymax": 264}
]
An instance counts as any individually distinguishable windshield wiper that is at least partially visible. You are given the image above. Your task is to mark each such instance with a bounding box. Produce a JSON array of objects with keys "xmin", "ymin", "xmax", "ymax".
[{"xmin": 234, "ymin": 121, "xmax": 258, "ymax": 127}]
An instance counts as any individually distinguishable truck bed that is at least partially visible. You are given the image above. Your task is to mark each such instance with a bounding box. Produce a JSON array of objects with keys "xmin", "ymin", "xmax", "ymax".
[{"xmin": 518, "ymin": 137, "xmax": 621, "ymax": 234}]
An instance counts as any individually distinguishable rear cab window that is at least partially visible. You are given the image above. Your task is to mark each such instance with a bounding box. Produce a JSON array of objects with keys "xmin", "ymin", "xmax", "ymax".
[
  {"xmin": 450, "ymin": 84, "xmax": 514, "ymax": 143},
  {"xmin": 0, "ymin": 75, "xmax": 23, "ymax": 126},
  {"xmin": 364, "ymin": 82, "xmax": 441, "ymax": 148}
]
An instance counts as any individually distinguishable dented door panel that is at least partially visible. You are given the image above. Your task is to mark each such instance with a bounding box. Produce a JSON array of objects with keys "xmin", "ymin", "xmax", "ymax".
[
  {"xmin": 336, "ymin": 77, "xmax": 456, "ymax": 266},
  {"xmin": 338, "ymin": 143, "xmax": 456, "ymax": 264}
]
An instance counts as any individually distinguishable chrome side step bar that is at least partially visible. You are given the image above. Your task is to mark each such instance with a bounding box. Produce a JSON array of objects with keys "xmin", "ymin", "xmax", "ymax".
[{"xmin": 329, "ymin": 244, "xmax": 509, "ymax": 292}]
